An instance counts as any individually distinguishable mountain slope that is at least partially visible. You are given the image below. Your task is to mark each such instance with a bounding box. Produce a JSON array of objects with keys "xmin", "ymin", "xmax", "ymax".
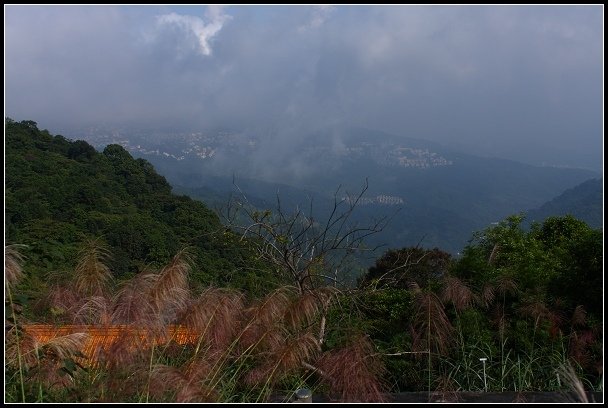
[
  {"xmin": 5, "ymin": 119, "xmax": 276, "ymax": 298},
  {"xmin": 525, "ymin": 178, "xmax": 603, "ymax": 228}
]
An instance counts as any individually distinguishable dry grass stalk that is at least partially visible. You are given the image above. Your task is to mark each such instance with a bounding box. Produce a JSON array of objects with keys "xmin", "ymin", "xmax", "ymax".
[
  {"xmin": 548, "ymin": 307, "xmax": 566, "ymax": 338},
  {"xmin": 284, "ymin": 290, "xmax": 322, "ymax": 331},
  {"xmin": 146, "ymin": 249, "xmax": 193, "ymax": 326},
  {"xmin": 495, "ymin": 275, "xmax": 518, "ymax": 297},
  {"xmin": 99, "ymin": 359, "xmax": 150, "ymax": 402},
  {"xmin": 111, "ymin": 272, "xmax": 157, "ymax": 325},
  {"xmin": 41, "ymin": 332, "xmax": 90, "ymax": 361},
  {"xmin": 432, "ymin": 374, "xmax": 461, "ymax": 402},
  {"xmin": 571, "ymin": 305, "xmax": 587, "ymax": 328},
  {"xmin": 410, "ymin": 288, "xmax": 454, "ymax": 356},
  {"xmin": 284, "ymin": 287, "xmax": 336, "ymax": 332},
  {"xmin": 441, "ymin": 275, "xmax": 477, "ymax": 312},
  {"xmin": 184, "ymin": 349, "xmax": 224, "ymax": 383},
  {"xmin": 179, "ymin": 288, "xmax": 244, "ymax": 351},
  {"xmin": 568, "ymin": 330, "xmax": 596, "ymax": 369},
  {"xmin": 17, "ymin": 332, "xmax": 91, "ymax": 391},
  {"xmin": 176, "ymin": 384, "xmax": 218, "ymax": 403},
  {"xmin": 239, "ymin": 287, "xmax": 295, "ymax": 351},
  {"xmin": 149, "ymin": 364, "xmax": 188, "ymax": 400},
  {"xmin": 488, "ymin": 305, "xmax": 508, "ymax": 337},
  {"xmin": 74, "ymin": 239, "xmax": 113, "ymax": 297},
  {"xmin": 95, "ymin": 329, "xmax": 148, "ymax": 370},
  {"xmin": 6, "ymin": 325, "xmax": 39, "ymax": 369},
  {"xmin": 155, "ymin": 248, "xmax": 192, "ymax": 296},
  {"xmin": 489, "ymin": 275, "xmax": 519, "ymax": 334},
  {"xmin": 5, "ymin": 244, "xmax": 27, "ymax": 292},
  {"xmin": 557, "ymin": 361, "xmax": 589, "ymax": 403},
  {"xmin": 247, "ymin": 287, "xmax": 295, "ymax": 328},
  {"xmin": 487, "ymin": 243, "xmax": 501, "ymax": 265},
  {"xmin": 480, "ymin": 283, "xmax": 495, "ymax": 309},
  {"xmin": 45, "ymin": 285, "xmax": 82, "ymax": 323},
  {"xmin": 519, "ymin": 299, "xmax": 552, "ymax": 330},
  {"xmin": 74, "ymin": 295, "xmax": 112, "ymax": 325},
  {"xmin": 240, "ymin": 323, "xmax": 287, "ymax": 358},
  {"xmin": 316, "ymin": 335, "xmax": 388, "ymax": 402},
  {"xmin": 150, "ymin": 363, "xmax": 218, "ymax": 402},
  {"xmin": 244, "ymin": 332, "xmax": 320, "ymax": 387}
]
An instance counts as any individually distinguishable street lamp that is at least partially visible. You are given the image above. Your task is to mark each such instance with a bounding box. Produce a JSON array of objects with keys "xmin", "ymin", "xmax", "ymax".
[{"xmin": 479, "ymin": 357, "xmax": 488, "ymax": 392}]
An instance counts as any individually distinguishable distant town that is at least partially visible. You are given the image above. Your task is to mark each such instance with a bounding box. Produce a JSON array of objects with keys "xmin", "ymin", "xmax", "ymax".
[
  {"xmin": 77, "ymin": 127, "xmax": 454, "ymax": 170},
  {"xmin": 342, "ymin": 194, "xmax": 404, "ymax": 206}
]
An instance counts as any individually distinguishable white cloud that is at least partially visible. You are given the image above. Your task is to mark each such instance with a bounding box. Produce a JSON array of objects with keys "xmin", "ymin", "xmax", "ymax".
[{"xmin": 157, "ymin": 6, "xmax": 231, "ymax": 56}]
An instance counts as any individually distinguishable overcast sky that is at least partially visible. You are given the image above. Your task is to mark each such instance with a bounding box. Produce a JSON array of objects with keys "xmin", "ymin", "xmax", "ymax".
[{"xmin": 4, "ymin": 5, "xmax": 604, "ymax": 171}]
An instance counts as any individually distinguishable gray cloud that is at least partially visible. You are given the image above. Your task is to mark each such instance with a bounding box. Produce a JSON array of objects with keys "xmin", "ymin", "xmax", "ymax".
[{"xmin": 4, "ymin": 5, "xmax": 603, "ymax": 171}]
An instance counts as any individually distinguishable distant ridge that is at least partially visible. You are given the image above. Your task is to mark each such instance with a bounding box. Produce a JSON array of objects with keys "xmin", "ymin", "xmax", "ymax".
[
  {"xmin": 525, "ymin": 178, "xmax": 603, "ymax": 228},
  {"xmin": 67, "ymin": 123, "xmax": 600, "ymax": 254}
]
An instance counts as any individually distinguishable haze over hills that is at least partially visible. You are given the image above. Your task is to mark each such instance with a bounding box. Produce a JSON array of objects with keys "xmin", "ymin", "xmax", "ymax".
[{"xmin": 74, "ymin": 125, "xmax": 601, "ymax": 255}]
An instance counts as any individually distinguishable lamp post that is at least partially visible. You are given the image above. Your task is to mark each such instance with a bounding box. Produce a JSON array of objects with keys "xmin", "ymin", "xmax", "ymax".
[{"xmin": 480, "ymin": 357, "xmax": 488, "ymax": 392}]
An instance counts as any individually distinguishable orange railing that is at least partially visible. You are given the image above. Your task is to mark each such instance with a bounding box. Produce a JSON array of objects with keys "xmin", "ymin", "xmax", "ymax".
[{"xmin": 22, "ymin": 324, "xmax": 202, "ymax": 364}]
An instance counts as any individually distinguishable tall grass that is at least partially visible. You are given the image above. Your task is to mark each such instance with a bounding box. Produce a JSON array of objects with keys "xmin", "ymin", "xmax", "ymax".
[
  {"xmin": 5, "ymin": 244, "xmax": 28, "ymax": 402},
  {"xmin": 8, "ymin": 241, "xmax": 601, "ymax": 401},
  {"xmin": 316, "ymin": 334, "xmax": 388, "ymax": 402},
  {"xmin": 6, "ymin": 245, "xmax": 387, "ymax": 403}
]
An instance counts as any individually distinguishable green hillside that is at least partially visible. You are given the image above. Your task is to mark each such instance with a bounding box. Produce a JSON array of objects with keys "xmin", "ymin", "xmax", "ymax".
[{"xmin": 5, "ymin": 118, "xmax": 277, "ymax": 302}]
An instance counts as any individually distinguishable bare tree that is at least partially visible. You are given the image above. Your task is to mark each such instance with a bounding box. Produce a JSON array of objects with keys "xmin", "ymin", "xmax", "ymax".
[{"xmin": 221, "ymin": 178, "xmax": 391, "ymax": 294}]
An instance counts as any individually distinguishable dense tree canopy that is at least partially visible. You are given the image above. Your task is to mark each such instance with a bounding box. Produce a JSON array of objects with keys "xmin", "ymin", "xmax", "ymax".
[
  {"xmin": 5, "ymin": 118, "xmax": 279, "ymax": 307},
  {"xmin": 452, "ymin": 214, "xmax": 603, "ymax": 321},
  {"xmin": 353, "ymin": 214, "xmax": 603, "ymax": 392},
  {"xmin": 359, "ymin": 246, "xmax": 452, "ymax": 289}
]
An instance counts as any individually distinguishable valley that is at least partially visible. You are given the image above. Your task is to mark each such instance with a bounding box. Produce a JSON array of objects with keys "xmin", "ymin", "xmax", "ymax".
[{"xmin": 73, "ymin": 125, "xmax": 601, "ymax": 255}]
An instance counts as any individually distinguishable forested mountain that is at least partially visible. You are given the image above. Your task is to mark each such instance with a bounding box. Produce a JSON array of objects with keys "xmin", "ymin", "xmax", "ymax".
[
  {"xmin": 525, "ymin": 178, "xmax": 603, "ymax": 228},
  {"xmin": 5, "ymin": 119, "xmax": 277, "ymax": 302}
]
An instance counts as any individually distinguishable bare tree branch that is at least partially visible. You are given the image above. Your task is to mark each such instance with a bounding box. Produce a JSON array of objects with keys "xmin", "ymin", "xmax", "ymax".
[{"xmin": 219, "ymin": 179, "xmax": 390, "ymax": 293}]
